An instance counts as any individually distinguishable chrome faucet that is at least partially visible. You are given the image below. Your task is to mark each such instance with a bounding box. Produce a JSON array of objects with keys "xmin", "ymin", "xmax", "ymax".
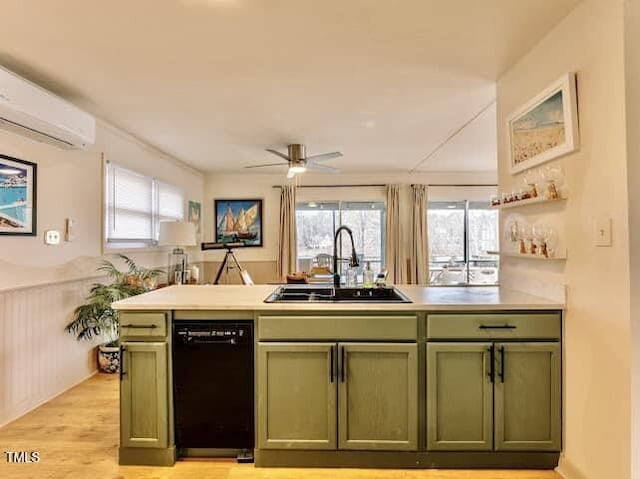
[{"xmin": 333, "ymin": 226, "xmax": 360, "ymax": 288}]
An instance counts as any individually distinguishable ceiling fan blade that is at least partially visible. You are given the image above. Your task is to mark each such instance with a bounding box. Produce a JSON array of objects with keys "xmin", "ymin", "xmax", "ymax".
[
  {"xmin": 305, "ymin": 152, "xmax": 343, "ymax": 162},
  {"xmin": 307, "ymin": 162, "xmax": 339, "ymax": 173},
  {"xmin": 244, "ymin": 162, "xmax": 289, "ymax": 169},
  {"xmin": 265, "ymin": 148, "xmax": 291, "ymax": 161}
]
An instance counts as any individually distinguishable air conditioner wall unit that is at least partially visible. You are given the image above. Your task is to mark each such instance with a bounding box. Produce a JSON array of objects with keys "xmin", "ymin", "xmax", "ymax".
[{"xmin": 0, "ymin": 66, "xmax": 96, "ymax": 149}]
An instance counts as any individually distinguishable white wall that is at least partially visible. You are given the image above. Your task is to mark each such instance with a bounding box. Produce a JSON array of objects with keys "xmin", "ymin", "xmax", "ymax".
[
  {"xmin": 0, "ymin": 121, "xmax": 204, "ymax": 290},
  {"xmin": 0, "ymin": 120, "xmax": 204, "ymax": 425},
  {"xmin": 624, "ymin": 1, "xmax": 640, "ymax": 477},
  {"xmin": 497, "ymin": 0, "xmax": 631, "ymax": 477},
  {"xmin": 202, "ymin": 170, "xmax": 497, "ymax": 278}
]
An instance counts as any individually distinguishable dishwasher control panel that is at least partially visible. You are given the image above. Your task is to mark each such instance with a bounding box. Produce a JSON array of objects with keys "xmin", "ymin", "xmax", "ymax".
[{"xmin": 174, "ymin": 323, "xmax": 251, "ymax": 345}]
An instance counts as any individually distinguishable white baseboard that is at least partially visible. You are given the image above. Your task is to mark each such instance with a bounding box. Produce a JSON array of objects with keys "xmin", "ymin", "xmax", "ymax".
[
  {"xmin": 556, "ymin": 456, "xmax": 589, "ymax": 479},
  {"xmin": 0, "ymin": 369, "xmax": 98, "ymax": 429}
]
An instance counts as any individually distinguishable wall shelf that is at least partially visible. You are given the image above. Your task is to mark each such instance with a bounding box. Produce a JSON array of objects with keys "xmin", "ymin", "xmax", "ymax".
[
  {"xmin": 497, "ymin": 251, "xmax": 567, "ymax": 261},
  {"xmin": 490, "ymin": 196, "xmax": 566, "ymax": 210}
]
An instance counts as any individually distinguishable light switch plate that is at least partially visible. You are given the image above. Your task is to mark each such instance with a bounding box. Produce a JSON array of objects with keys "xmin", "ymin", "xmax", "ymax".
[
  {"xmin": 45, "ymin": 230, "xmax": 61, "ymax": 245},
  {"xmin": 594, "ymin": 218, "xmax": 612, "ymax": 247},
  {"xmin": 65, "ymin": 218, "xmax": 74, "ymax": 242}
]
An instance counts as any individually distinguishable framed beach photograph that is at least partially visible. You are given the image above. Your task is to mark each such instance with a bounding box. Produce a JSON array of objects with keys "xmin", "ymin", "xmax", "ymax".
[
  {"xmin": 0, "ymin": 155, "xmax": 37, "ymax": 236},
  {"xmin": 215, "ymin": 199, "xmax": 263, "ymax": 247},
  {"xmin": 508, "ymin": 73, "xmax": 579, "ymax": 174},
  {"xmin": 188, "ymin": 200, "xmax": 202, "ymax": 236}
]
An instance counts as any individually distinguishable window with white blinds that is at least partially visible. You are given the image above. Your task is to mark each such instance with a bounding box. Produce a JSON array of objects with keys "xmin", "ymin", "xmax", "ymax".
[
  {"xmin": 157, "ymin": 181, "xmax": 184, "ymax": 221},
  {"xmin": 105, "ymin": 162, "xmax": 184, "ymax": 248}
]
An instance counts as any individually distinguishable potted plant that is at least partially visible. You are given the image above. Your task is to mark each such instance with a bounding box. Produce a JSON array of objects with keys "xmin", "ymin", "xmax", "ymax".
[{"xmin": 66, "ymin": 255, "xmax": 163, "ymax": 373}]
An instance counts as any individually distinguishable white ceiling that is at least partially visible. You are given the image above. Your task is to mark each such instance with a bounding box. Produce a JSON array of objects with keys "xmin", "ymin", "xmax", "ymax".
[{"xmin": 0, "ymin": 0, "xmax": 580, "ymax": 174}]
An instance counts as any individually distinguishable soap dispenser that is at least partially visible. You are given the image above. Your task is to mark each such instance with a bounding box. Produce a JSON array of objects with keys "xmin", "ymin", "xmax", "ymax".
[{"xmin": 363, "ymin": 261, "xmax": 374, "ymax": 288}]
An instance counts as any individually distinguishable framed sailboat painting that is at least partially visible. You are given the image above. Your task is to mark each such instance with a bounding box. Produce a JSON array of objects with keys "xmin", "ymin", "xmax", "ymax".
[{"xmin": 214, "ymin": 199, "xmax": 263, "ymax": 247}]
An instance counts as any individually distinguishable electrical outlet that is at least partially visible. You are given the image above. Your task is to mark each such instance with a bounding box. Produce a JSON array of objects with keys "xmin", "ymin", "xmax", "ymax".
[
  {"xmin": 594, "ymin": 218, "xmax": 612, "ymax": 247},
  {"xmin": 44, "ymin": 230, "xmax": 61, "ymax": 245}
]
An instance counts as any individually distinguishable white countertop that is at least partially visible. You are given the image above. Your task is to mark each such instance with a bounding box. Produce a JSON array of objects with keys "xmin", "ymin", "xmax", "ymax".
[{"xmin": 111, "ymin": 285, "xmax": 563, "ymax": 311}]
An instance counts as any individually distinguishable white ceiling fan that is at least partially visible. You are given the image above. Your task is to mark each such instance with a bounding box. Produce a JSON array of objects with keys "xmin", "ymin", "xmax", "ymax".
[{"xmin": 244, "ymin": 144, "xmax": 342, "ymax": 178}]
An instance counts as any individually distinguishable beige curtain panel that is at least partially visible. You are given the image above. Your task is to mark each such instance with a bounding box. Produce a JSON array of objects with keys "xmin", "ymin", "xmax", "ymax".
[
  {"xmin": 385, "ymin": 184, "xmax": 405, "ymax": 284},
  {"xmin": 410, "ymin": 184, "xmax": 429, "ymax": 284},
  {"xmin": 277, "ymin": 184, "xmax": 297, "ymax": 277}
]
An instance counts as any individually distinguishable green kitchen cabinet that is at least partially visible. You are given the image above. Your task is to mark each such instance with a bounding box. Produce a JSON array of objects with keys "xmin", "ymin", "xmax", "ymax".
[
  {"xmin": 257, "ymin": 341, "xmax": 419, "ymax": 452},
  {"xmin": 339, "ymin": 343, "xmax": 418, "ymax": 451},
  {"xmin": 494, "ymin": 342, "xmax": 561, "ymax": 451},
  {"xmin": 426, "ymin": 342, "xmax": 493, "ymax": 451},
  {"xmin": 257, "ymin": 343, "xmax": 337, "ymax": 450},
  {"xmin": 120, "ymin": 341, "xmax": 169, "ymax": 449}
]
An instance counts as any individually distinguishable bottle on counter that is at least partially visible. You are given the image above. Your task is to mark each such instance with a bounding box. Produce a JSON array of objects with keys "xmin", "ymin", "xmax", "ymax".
[
  {"xmin": 363, "ymin": 261, "xmax": 374, "ymax": 288},
  {"xmin": 190, "ymin": 264, "xmax": 200, "ymax": 284},
  {"xmin": 375, "ymin": 270, "xmax": 388, "ymax": 287},
  {"xmin": 346, "ymin": 267, "xmax": 357, "ymax": 287}
]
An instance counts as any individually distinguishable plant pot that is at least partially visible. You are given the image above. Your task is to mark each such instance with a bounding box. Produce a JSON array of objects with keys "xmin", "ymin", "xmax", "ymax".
[{"xmin": 98, "ymin": 345, "xmax": 120, "ymax": 374}]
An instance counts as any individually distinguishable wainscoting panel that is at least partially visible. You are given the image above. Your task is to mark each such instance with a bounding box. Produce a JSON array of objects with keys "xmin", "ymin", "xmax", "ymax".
[{"xmin": 0, "ymin": 278, "xmax": 99, "ymax": 427}]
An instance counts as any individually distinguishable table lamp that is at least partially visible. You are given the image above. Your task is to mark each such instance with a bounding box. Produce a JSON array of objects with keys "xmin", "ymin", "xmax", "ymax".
[{"xmin": 159, "ymin": 221, "xmax": 197, "ymax": 285}]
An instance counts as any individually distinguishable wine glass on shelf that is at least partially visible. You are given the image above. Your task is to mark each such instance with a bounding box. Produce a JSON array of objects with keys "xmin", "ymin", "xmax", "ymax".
[
  {"xmin": 508, "ymin": 220, "xmax": 519, "ymax": 243},
  {"xmin": 518, "ymin": 224, "xmax": 530, "ymax": 255},
  {"xmin": 522, "ymin": 224, "xmax": 536, "ymax": 255},
  {"xmin": 541, "ymin": 165, "xmax": 564, "ymax": 200},
  {"xmin": 532, "ymin": 224, "xmax": 546, "ymax": 257},
  {"xmin": 522, "ymin": 170, "xmax": 539, "ymax": 199},
  {"xmin": 542, "ymin": 225, "xmax": 557, "ymax": 258}
]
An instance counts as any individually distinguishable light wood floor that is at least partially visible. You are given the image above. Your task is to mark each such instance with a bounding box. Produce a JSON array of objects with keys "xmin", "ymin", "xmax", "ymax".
[{"xmin": 0, "ymin": 374, "xmax": 561, "ymax": 479}]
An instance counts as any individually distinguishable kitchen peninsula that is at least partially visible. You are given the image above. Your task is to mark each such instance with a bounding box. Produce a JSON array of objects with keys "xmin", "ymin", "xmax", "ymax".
[{"xmin": 112, "ymin": 284, "xmax": 563, "ymax": 470}]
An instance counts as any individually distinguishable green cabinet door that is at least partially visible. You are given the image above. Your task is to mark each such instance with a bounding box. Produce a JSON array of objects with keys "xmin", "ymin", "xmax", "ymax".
[
  {"xmin": 339, "ymin": 343, "xmax": 418, "ymax": 451},
  {"xmin": 494, "ymin": 342, "xmax": 561, "ymax": 451},
  {"xmin": 426, "ymin": 342, "xmax": 493, "ymax": 451},
  {"xmin": 257, "ymin": 342, "xmax": 337, "ymax": 450},
  {"xmin": 120, "ymin": 342, "xmax": 168, "ymax": 448}
]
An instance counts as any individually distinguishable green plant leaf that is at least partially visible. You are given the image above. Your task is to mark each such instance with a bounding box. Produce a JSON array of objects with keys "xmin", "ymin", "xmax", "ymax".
[{"xmin": 65, "ymin": 255, "xmax": 163, "ymax": 344}]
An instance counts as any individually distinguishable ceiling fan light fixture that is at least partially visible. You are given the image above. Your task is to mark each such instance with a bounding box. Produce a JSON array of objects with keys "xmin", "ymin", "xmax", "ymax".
[
  {"xmin": 289, "ymin": 165, "xmax": 307, "ymax": 174},
  {"xmin": 250, "ymin": 144, "xmax": 341, "ymax": 178}
]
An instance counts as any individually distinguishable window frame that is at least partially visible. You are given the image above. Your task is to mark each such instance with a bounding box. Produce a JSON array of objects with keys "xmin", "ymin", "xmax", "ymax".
[
  {"xmin": 295, "ymin": 200, "xmax": 386, "ymax": 275},
  {"xmin": 428, "ymin": 200, "xmax": 499, "ymax": 286},
  {"xmin": 103, "ymin": 160, "xmax": 185, "ymax": 252}
]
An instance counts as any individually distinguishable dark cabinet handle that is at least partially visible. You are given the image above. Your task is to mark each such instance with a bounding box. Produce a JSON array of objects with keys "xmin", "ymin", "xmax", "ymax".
[
  {"xmin": 119, "ymin": 345, "xmax": 126, "ymax": 380},
  {"xmin": 121, "ymin": 324, "xmax": 158, "ymax": 329},
  {"xmin": 488, "ymin": 345, "xmax": 495, "ymax": 383},
  {"xmin": 478, "ymin": 324, "xmax": 516, "ymax": 330},
  {"xmin": 341, "ymin": 346, "xmax": 346, "ymax": 383},
  {"xmin": 330, "ymin": 346, "xmax": 335, "ymax": 383},
  {"xmin": 499, "ymin": 346, "xmax": 505, "ymax": 383}
]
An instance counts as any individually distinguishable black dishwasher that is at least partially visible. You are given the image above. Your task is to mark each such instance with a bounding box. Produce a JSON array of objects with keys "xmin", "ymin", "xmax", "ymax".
[{"xmin": 173, "ymin": 321, "xmax": 254, "ymax": 457}]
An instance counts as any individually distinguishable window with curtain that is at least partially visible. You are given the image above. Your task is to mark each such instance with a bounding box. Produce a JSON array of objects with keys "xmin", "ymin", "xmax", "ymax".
[
  {"xmin": 295, "ymin": 201, "xmax": 386, "ymax": 276},
  {"xmin": 428, "ymin": 200, "xmax": 499, "ymax": 285},
  {"xmin": 105, "ymin": 162, "xmax": 184, "ymax": 248}
]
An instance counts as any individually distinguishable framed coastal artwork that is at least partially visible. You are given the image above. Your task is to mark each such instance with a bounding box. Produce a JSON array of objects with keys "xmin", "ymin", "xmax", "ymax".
[
  {"xmin": 188, "ymin": 200, "xmax": 201, "ymax": 236},
  {"xmin": 0, "ymin": 155, "xmax": 37, "ymax": 236},
  {"xmin": 508, "ymin": 73, "xmax": 579, "ymax": 174},
  {"xmin": 214, "ymin": 199, "xmax": 263, "ymax": 247}
]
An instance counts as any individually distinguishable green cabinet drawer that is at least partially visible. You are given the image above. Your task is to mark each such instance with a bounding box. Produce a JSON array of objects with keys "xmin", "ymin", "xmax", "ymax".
[
  {"xmin": 258, "ymin": 315, "xmax": 417, "ymax": 341},
  {"xmin": 120, "ymin": 312, "xmax": 168, "ymax": 340},
  {"xmin": 427, "ymin": 313, "xmax": 561, "ymax": 340}
]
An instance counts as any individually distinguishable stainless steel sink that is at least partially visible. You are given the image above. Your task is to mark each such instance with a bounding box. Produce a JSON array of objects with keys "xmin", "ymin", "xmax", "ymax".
[{"xmin": 264, "ymin": 285, "xmax": 412, "ymax": 303}]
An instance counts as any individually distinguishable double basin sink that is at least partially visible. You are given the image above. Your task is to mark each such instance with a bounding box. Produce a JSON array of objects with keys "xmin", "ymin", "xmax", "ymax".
[{"xmin": 264, "ymin": 285, "xmax": 412, "ymax": 303}]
